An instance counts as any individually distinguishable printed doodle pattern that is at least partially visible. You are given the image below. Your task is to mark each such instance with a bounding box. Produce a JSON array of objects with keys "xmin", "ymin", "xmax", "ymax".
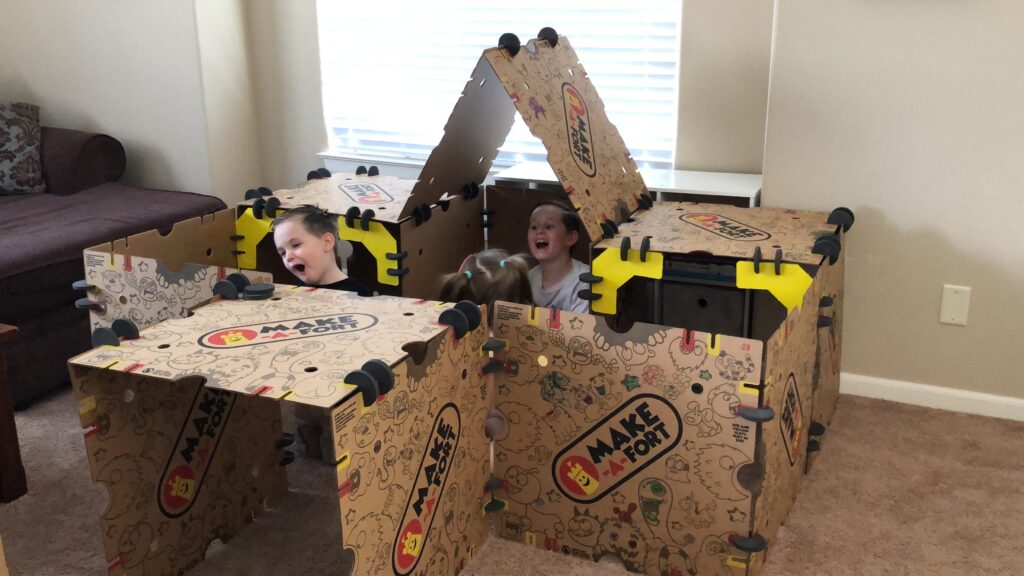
[{"xmin": 492, "ymin": 302, "xmax": 764, "ymax": 576}]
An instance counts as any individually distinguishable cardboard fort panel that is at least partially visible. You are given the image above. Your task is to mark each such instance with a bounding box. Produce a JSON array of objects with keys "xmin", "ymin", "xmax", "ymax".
[
  {"xmin": 69, "ymin": 366, "xmax": 287, "ymax": 576},
  {"xmin": 78, "ymin": 207, "xmax": 271, "ymax": 333},
  {"xmin": 490, "ymin": 301, "xmax": 764, "ymax": 575},
  {"xmin": 235, "ymin": 179, "xmax": 486, "ymax": 300},
  {"xmin": 69, "ymin": 284, "xmax": 494, "ymax": 576},
  {"xmin": 0, "ymin": 534, "xmax": 7, "ymax": 576},
  {"xmin": 810, "ymin": 243, "xmax": 846, "ymax": 429},
  {"xmin": 483, "ymin": 35, "xmax": 647, "ymax": 244},
  {"xmin": 331, "ymin": 308, "xmax": 492, "ymax": 576}
]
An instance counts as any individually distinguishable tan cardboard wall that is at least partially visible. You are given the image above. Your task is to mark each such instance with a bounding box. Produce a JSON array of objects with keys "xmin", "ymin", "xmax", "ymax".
[{"xmin": 762, "ymin": 0, "xmax": 1024, "ymax": 399}]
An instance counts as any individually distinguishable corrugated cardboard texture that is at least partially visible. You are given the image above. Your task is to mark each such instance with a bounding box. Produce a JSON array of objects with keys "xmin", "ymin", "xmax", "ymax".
[
  {"xmin": 491, "ymin": 302, "xmax": 762, "ymax": 575},
  {"xmin": 752, "ymin": 281, "xmax": 819, "ymax": 551},
  {"xmin": 400, "ymin": 192, "xmax": 485, "ymax": 300},
  {"xmin": 259, "ymin": 173, "xmax": 416, "ymax": 224},
  {"xmin": 332, "ymin": 312, "xmax": 492, "ymax": 576},
  {"xmin": 484, "ymin": 36, "xmax": 646, "ymax": 245},
  {"xmin": 485, "ymin": 185, "xmax": 591, "ymax": 262},
  {"xmin": 69, "ymin": 288, "xmax": 450, "ymax": 408},
  {"xmin": 0, "ymin": 535, "xmax": 7, "ymax": 576},
  {"xmin": 83, "ymin": 251, "xmax": 271, "ymax": 332},
  {"xmin": 87, "ymin": 208, "xmax": 238, "ymax": 271},
  {"xmin": 597, "ymin": 202, "xmax": 833, "ymax": 265},
  {"xmin": 406, "ymin": 55, "xmax": 517, "ymax": 220},
  {"xmin": 811, "ymin": 244, "xmax": 845, "ymax": 429},
  {"xmin": 70, "ymin": 366, "xmax": 286, "ymax": 576}
]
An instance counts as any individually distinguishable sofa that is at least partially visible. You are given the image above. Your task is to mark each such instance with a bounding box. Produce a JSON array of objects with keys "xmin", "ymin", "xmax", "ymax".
[{"xmin": 0, "ymin": 127, "xmax": 226, "ymax": 407}]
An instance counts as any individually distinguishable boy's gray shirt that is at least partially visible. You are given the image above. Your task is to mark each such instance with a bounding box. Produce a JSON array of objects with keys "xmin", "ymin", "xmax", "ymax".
[{"xmin": 528, "ymin": 259, "xmax": 589, "ymax": 313}]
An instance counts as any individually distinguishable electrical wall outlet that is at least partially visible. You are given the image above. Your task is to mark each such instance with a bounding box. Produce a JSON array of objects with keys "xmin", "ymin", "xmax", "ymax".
[{"xmin": 939, "ymin": 284, "xmax": 971, "ymax": 326}]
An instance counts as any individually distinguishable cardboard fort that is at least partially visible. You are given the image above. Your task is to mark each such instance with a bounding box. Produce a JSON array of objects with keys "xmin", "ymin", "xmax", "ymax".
[{"xmin": 66, "ymin": 30, "xmax": 852, "ymax": 576}]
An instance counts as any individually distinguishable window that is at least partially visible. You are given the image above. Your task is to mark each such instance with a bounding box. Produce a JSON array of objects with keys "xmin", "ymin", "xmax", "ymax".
[{"xmin": 316, "ymin": 2, "xmax": 681, "ymax": 170}]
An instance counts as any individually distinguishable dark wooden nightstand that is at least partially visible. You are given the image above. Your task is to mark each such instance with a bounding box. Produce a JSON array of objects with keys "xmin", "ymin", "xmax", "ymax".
[{"xmin": 0, "ymin": 324, "xmax": 27, "ymax": 502}]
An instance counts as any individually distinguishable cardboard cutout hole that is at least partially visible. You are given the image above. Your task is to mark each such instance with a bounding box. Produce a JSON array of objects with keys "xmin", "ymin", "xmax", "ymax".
[
  {"xmin": 691, "ymin": 383, "xmax": 704, "ymax": 395},
  {"xmin": 419, "ymin": 248, "xmax": 424, "ymax": 256},
  {"xmin": 401, "ymin": 341, "xmax": 429, "ymax": 365},
  {"xmin": 537, "ymin": 355, "xmax": 548, "ymax": 367},
  {"xmin": 568, "ymin": 68, "xmax": 574, "ymax": 77},
  {"xmin": 461, "ymin": 369, "xmax": 468, "ymax": 380},
  {"xmin": 737, "ymin": 462, "xmax": 764, "ymax": 494},
  {"xmin": 479, "ymin": 78, "xmax": 487, "ymax": 87},
  {"xmin": 523, "ymin": 82, "xmax": 530, "ymax": 90},
  {"xmin": 271, "ymin": 297, "xmax": 281, "ymax": 301},
  {"xmin": 403, "ymin": 312, "xmax": 414, "ymax": 316},
  {"xmin": 123, "ymin": 389, "xmax": 135, "ymax": 403},
  {"xmin": 158, "ymin": 344, "xmax": 170, "ymax": 349},
  {"xmin": 119, "ymin": 295, "xmax": 128, "ymax": 304},
  {"xmin": 304, "ymin": 366, "xmax": 318, "ymax": 373},
  {"xmin": 373, "ymin": 440, "xmax": 382, "ymax": 453},
  {"xmin": 698, "ymin": 298, "xmax": 708, "ymax": 308},
  {"xmin": 206, "ymin": 248, "xmax": 213, "ymax": 256}
]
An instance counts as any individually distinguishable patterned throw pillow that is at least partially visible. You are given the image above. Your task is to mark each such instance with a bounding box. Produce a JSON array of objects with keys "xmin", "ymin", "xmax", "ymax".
[{"xmin": 0, "ymin": 102, "xmax": 46, "ymax": 195}]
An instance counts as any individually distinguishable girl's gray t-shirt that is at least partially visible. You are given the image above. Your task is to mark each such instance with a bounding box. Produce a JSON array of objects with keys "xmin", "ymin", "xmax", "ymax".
[{"xmin": 528, "ymin": 259, "xmax": 590, "ymax": 313}]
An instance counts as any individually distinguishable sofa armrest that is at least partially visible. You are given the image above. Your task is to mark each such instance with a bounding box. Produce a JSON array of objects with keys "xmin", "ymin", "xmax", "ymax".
[{"xmin": 40, "ymin": 127, "xmax": 127, "ymax": 196}]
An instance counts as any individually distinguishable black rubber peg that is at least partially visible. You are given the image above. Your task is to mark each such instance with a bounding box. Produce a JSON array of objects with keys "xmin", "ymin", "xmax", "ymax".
[
  {"xmin": 482, "ymin": 337, "xmax": 506, "ymax": 353},
  {"xmin": 820, "ymin": 295, "xmax": 834, "ymax": 308},
  {"xmin": 828, "ymin": 207, "xmax": 855, "ymax": 233},
  {"xmin": 438, "ymin": 308, "xmax": 470, "ymax": 339},
  {"xmin": 807, "ymin": 439, "xmax": 821, "ymax": 454},
  {"xmin": 265, "ymin": 196, "xmax": 282, "ymax": 219},
  {"xmin": 75, "ymin": 298, "xmax": 105, "ymax": 313},
  {"xmin": 244, "ymin": 188, "xmax": 259, "ymax": 200},
  {"xmin": 577, "ymin": 289, "xmax": 601, "ymax": 301},
  {"xmin": 213, "ymin": 280, "xmax": 240, "ymax": 300},
  {"xmin": 344, "ymin": 206, "xmax": 360, "ymax": 229},
  {"xmin": 385, "ymin": 251, "xmax": 407, "ymax": 261},
  {"xmin": 579, "ymin": 273, "xmax": 603, "ymax": 284},
  {"xmin": 359, "ymin": 209, "xmax": 375, "ymax": 231},
  {"xmin": 306, "ymin": 170, "xmax": 320, "ymax": 181},
  {"xmin": 387, "ymin": 267, "xmax": 410, "ymax": 277},
  {"xmin": 277, "ymin": 433, "xmax": 296, "ymax": 449},
  {"xmin": 729, "ymin": 533, "xmax": 766, "ymax": 553},
  {"xmin": 111, "ymin": 318, "xmax": 140, "ymax": 340},
  {"xmin": 817, "ymin": 315, "xmax": 834, "ymax": 328},
  {"xmin": 809, "ymin": 421, "xmax": 826, "ymax": 436},
  {"xmin": 361, "ymin": 359, "xmax": 395, "ymax": 395},
  {"xmin": 640, "ymin": 236, "xmax": 652, "ymax": 262},
  {"xmin": 412, "ymin": 205, "xmax": 426, "ymax": 226},
  {"xmin": 537, "ymin": 27, "xmax": 558, "ymax": 46},
  {"xmin": 251, "ymin": 198, "xmax": 266, "ymax": 220},
  {"xmin": 317, "ymin": 167, "xmax": 331, "ymax": 179},
  {"xmin": 345, "ymin": 369, "xmax": 380, "ymax": 407},
  {"xmin": 483, "ymin": 360, "xmax": 505, "ymax": 375},
  {"xmin": 752, "ymin": 246, "xmax": 762, "ymax": 274},
  {"xmin": 484, "ymin": 476, "xmax": 505, "ymax": 492},
  {"xmin": 243, "ymin": 283, "xmax": 275, "ymax": 301},
  {"xmin": 91, "ymin": 327, "xmax": 120, "ymax": 348},
  {"xmin": 257, "ymin": 187, "xmax": 273, "ymax": 197},
  {"xmin": 454, "ymin": 301, "xmax": 482, "ymax": 332},
  {"xmin": 498, "ymin": 33, "xmax": 521, "ymax": 57},
  {"xmin": 738, "ymin": 406, "xmax": 775, "ymax": 423},
  {"xmin": 619, "ymin": 236, "xmax": 631, "ymax": 261},
  {"xmin": 355, "ymin": 165, "xmax": 368, "ymax": 176},
  {"xmin": 484, "ymin": 497, "xmax": 506, "ymax": 513},
  {"xmin": 813, "ymin": 234, "xmax": 841, "ymax": 265},
  {"xmin": 484, "ymin": 414, "xmax": 507, "ymax": 440},
  {"xmin": 72, "ymin": 280, "xmax": 95, "ymax": 291},
  {"xmin": 367, "ymin": 165, "xmax": 379, "ymax": 177},
  {"xmin": 226, "ymin": 273, "xmax": 251, "ymax": 291},
  {"xmin": 279, "ymin": 451, "xmax": 296, "ymax": 466},
  {"xmin": 600, "ymin": 221, "xmax": 615, "ymax": 239},
  {"xmin": 774, "ymin": 248, "xmax": 783, "ymax": 275}
]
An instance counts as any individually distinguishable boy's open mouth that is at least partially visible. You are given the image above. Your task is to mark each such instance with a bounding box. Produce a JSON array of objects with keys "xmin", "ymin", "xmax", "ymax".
[
  {"xmin": 534, "ymin": 240, "xmax": 549, "ymax": 250},
  {"xmin": 293, "ymin": 264, "xmax": 306, "ymax": 273}
]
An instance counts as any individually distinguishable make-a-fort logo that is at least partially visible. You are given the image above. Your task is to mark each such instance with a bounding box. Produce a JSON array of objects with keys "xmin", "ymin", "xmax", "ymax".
[
  {"xmin": 158, "ymin": 387, "xmax": 236, "ymax": 518},
  {"xmin": 780, "ymin": 373, "xmax": 803, "ymax": 466},
  {"xmin": 553, "ymin": 394, "xmax": 682, "ymax": 503},
  {"xmin": 393, "ymin": 403, "xmax": 461, "ymax": 575},
  {"xmin": 339, "ymin": 182, "xmax": 393, "ymax": 204},
  {"xmin": 199, "ymin": 314, "xmax": 378, "ymax": 349},
  {"xmin": 562, "ymin": 83, "xmax": 596, "ymax": 177},
  {"xmin": 679, "ymin": 213, "xmax": 772, "ymax": 242}
]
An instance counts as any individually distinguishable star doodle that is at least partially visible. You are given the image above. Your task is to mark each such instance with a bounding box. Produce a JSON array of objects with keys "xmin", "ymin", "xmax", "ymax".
[
  {"xmin": 345, "ymin": 509, "xmax": 357, "ymax": 524},
  {"xmin": 682, "ymin": 439, "xmax": 696, "ymax": 451},
  {"xmin": 551, "ymin": 355, "xmax": 568, "ymax": 368},
  {"xmin": 727, "ymin": 507, "xmax": 747, "ymax": 522},
  {"xmin": 568, "ymin": 317, "xmax": 583, "ymax": 330},
  {"xmin": 137, "ymin": 261, "xmax": 150, "ymax": 273},
  {"xmin": 611, "ymin": 491, "xmax": 626, "ymax": 505},
  {"xmin": 496, "ymin": 452, "xmax": 508, "ymax": 462},
  {"xmin": 670, "ymin": 521, "xmax": 685, "ymax": 532},
  {"xmin": 621, "ymin": 375, "xmax": 641, "ymax": 392},
  {"xmin": 699, "ymin": 370, "xmax": 713, "ymax": 381},
  {"xmin": 546, "ymin": 490, "xmax": 562, "ymax": 503}
]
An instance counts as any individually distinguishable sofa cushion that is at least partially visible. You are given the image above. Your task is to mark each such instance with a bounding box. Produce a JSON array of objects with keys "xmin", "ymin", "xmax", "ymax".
[
  {"xmin": 0, "ymin": 103, "xmax": 45, "ymax": 195},
  {"xmin": 0, "ymin": 182, "xmax": 226, "ymax": 279}
]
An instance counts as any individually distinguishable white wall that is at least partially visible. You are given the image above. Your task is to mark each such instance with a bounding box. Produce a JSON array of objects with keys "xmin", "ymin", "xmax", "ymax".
[
  {"xmin": 245, "ymin": 0, "xmax": 327, "ymax": 192},
  {"xmin": 675, "ymin": 0, "xmax": 774, "ymax": 173},
  {"xmin": 763, "ymin": 0, "xmax": 1024, "ymax": 398},
  {"xmin": 195, "ymin": 0, "xmax": 266, "ymax": 205},
  {"xmin": 0, "ymin": 0, "xmax": 212, "ymax": 195}
]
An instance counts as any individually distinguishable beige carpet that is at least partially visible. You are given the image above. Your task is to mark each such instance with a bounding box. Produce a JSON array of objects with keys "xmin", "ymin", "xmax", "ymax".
[{"xmin": 1, "ymin": 390, "xmax": 1022, "ymax": 575}]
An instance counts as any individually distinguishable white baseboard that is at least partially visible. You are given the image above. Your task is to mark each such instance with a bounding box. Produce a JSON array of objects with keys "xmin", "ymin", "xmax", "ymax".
[{"xmin": 840, "ymin": 372, "xmax": 1024, "ymax": 422}]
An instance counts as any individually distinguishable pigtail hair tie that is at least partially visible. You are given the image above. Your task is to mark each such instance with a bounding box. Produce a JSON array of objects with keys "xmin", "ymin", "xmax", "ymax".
[{"xmin": 464, "ymin": 271, "xmax": 472, "ymax": 279}]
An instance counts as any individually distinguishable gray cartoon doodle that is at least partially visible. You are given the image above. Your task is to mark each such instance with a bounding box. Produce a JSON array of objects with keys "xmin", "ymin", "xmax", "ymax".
[
  {"xmin": 715, "ymin": 351, "xmax": 755, "ymax": 381},
  {"xmin": 567, "ymin": 507, "xmax": 602, "ymax": 547},
  {"xmin": 684, "ymin": 401, "xmax": 722, "ymax": 438},
  {"xmin": 707, "ymin": 383, "xmax": 741, "ymax": 419},
  {"xmin": 550, "ymin": 330, "xmax": 620, "ymax": 374},
  {"xmin": 638, "ymin": 478, "xmax": 672, "ymax": 527},
  {"xmin": 657, "ymin": 545, "xmax": 698, "ymax": 576},
  {"xmin": 494, "ymin": 401, "xmax": 554, "ymax": 464},
  {"xmin": 502, "ymin": 346, "xmax": 538, "ymax": 385},
  {"xmin": 538, "ymin": 371, "xmax": 571, "ymax": 404},
  {"xmin": 665, "ymin": 454, "xmax": 691, "ymax": 483},
  {"xmin": 500, "ymin": 512, "xmax": 532, "ymax": 539},
  {"xmin": 668, "ymin": 337, "xmax": 709, "ymax": 382},
  {"xmin": 593, "ymin": 329, "xmax": 666, "ymax": 372},
  {"xmin": 678, "ymin": 494, "xmax": 716, "ymax": 530},
  {"xmin": 517, "ymin": 324, "xmax": 548, "ymax": 354},
  {"xmin": 102, "ymin": 270, "xmax": 126, "ymax": 293},
  {"xmin": 697, "ymin": 533, "xmax": 735, "ymax": 576},
  {"xmin": 97, "ymin": 454, "xmax": 157, "ymax": 520},
  {"xmin": 348, "ymin": 512, "xmax": 395, "ymax": 574},
  {"xmin": 694, "ymin": 443, "xmax": 751, "ymax": 502},
  {"xmin": 594, "ymin": 518, "xmax": 647, "ymax": 573}
]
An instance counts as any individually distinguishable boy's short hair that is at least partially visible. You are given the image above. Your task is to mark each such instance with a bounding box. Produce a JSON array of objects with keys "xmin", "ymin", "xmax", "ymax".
[
  {"xmin": 271, "ymin": 205, "xmax": 338, "ymax": 241},
  {"xmin": 530, "ymin": 200, "xmax": 582, "ymax": 237}
]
